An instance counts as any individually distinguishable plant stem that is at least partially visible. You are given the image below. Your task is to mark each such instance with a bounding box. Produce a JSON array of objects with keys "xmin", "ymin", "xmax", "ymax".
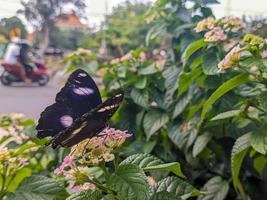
[
  {"xmin": 0, "ymin": 165, "xmax": 8, "ymax": 199},
  {"xmin": 113, "ymin": 152, "xmax": 119, "ymax": 170},
  {"xmin": 99, "ymin": 162, "xmax": 110, "ymax": 180},
  {"xmin": 238, "ymin": 182, "xmax": 248, "ymax": 200}
]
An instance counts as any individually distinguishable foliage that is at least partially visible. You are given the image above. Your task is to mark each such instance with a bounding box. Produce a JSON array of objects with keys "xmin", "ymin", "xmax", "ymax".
[
  {"xmin": 65, "ymin": 1, "xmax": 267, "ymax": 199},
  {"xmin": 49, "ymin": 25, "xmax": 86, "ymax": 50},
  {"xmin": 51, "ymin": 128, "xmax": 196, "ymax": 200}
]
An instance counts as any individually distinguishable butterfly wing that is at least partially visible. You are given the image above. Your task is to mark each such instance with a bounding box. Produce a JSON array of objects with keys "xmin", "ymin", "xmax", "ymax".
[
  {"xmin": 36, "ymin": 69, "xmax": 102, "ymax": 139},
  {"xmin": 56, "ymin": 69, "xmax": 102, "ymax": 114},
  {"xmin": 50, "ymin": 92, "xmax": 124, "ymax": 148}
]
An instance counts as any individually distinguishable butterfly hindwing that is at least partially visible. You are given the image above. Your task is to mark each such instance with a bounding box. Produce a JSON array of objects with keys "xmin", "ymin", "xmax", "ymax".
[
  {"xmin": 36, "ymin": 69, "xmax": 102, "ymax": 139},
  {"xmin": 36, "ymin": 102, "xmax": 77, "ymax": 138},
  {"xmin": 51, "ymin": 92, "xmax": 124, "ymax": 148}
]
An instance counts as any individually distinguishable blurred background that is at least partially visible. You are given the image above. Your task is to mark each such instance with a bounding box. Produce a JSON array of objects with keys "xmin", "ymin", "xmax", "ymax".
[{"xmin": 1, "ymin": 0, "xmax": 267, "ymax": 118}]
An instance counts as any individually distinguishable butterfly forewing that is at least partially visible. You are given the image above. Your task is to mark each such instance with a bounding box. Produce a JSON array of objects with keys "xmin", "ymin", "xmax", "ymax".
[
  {"xmin": 36, "ymin": 69, "xmax": 102, "ymax": 139},
  {"xmin": 51, "ymin": 92, "xmax": 124, "ymax": 148}
]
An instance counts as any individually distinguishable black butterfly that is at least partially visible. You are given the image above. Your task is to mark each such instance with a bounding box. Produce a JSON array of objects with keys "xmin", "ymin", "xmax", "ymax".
[{"xmin": 36, "ymin": 69, "xmax": 123, "ymax": 149}]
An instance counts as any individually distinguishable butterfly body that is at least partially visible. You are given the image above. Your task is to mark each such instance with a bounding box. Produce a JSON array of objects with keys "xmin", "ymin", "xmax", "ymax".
[{"xmin": 36, "ymin": 69, "xmax": 123, "ymax": 148}]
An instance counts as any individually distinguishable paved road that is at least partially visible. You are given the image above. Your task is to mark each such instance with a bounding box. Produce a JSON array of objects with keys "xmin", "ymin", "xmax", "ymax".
[{"xmin": 0, "ymin": 80, "xmax": 61, "ymax": 119}]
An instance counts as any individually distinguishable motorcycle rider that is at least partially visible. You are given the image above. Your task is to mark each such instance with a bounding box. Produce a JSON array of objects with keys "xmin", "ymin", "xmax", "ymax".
[{"xmin": 3, "ymin": 28, "xmax": 31, "ymax": 83}]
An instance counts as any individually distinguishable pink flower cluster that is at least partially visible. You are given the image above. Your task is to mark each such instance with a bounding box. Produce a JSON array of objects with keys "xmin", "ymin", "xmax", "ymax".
[
  {"xmin": 53, "ymin": 128, "xmax": 131, "ymax": 193},
  {"xmin": 54, "ymin": 156, "xmax": 74, "ymax": 174},
  {"xmin": 204, "ymin": 27, "xmax": 226, "ymax": 42},
  {"xmin": 54, "ymin": 156, "xmax": 96, "ymax": 193}
]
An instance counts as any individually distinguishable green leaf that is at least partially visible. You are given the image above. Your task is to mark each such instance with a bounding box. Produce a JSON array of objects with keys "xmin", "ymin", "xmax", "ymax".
[
  {"xmin": 172, "ymin": 93, "xmax": 192, "ymax": 119},
  {"xmin": 7, "ymin": 167, "xmax": 32, "ymax": 192},
  {"xmin": 256, "ymin": 92, "xmax": 267, "ymax": 112},
  {"xmin": 107, "ymin": 164, "xmax": 150, "ymax": 200},
  {"xmin": 121, "ymin": 154, "xmax": 185, "ymax": 178},
  {"xmin": 138, "ymin": 64, "xmax": 158, "ymax": 75},
  {"xmin": 201, "ymin": 74, "xmax": 249, "ymax": 122},
  {"xmin": 231, "ymin": 133, "xmax": 251, "ymax": 190},
  {"xmin": 150, "ymin": 191, "xmax": 181, "ymax": 200},
  {"xmin": 130, "ymin": 88, "xmax": 149, "ymax": 108},
  {"xmin": 251, "ymin": 125, "xmax": 267, "ymax": 154},
  {"xmin": 202, "ymin": 52, "xmax": 219, "ymax": 75},
  {"xmin": 134, "ymin": 76, "xmax": 147, "ymax": 89},
  {"xmin": 66, "ymin": 190, "xmax": 103, "ymax": 200},
  {"xmin": 210, "ymin": 110, "xmax": 242, "ymax": 121},
  {"xmin": 19, "ymin": 119, "xmax": 35, "ymax": 127},
  {"xmin": 117, "ymin": 66, "xmax": 126, "ymax": 78},
  {"xmin": 163, "ymin": 66, "xmax": 180, "ymax": 92},
  {"xmin": 192, "ymin": 132, "xmax": 212, "ymax": 157},
  {"xmin": 197, "ymin": 176, "xmax": 229, "ymax": 200},
  {"xmin": 143, "ymin": 110, "xmax": 169, "ymax": 139},
  {"xmin": 13, "ymin": 142, "xmax": 39, "ymax": 156},
  {"xmin": 144, "ymin": 163, "xmax": 185, "ymax": 178},
  {"xmin": 253, "ymin": 155, "xmax": 267, "ymax": 175},
  {"xmin": 182, "ymin": 39, "xmax": 207, "ymax": 65},
  {"xmin": 6, "ymin": 175, "xmax": 66, "ymax": 200},
  {"xmin": 178, "ymin": 67, "xmax": 202, "ymax": 96},
  {"xmin": 152, "ymin": 176, "xmax": 200, "ymax": 199},
  {"xmin": 168, "ymin": 123, "xmax": 198, "ymax": 150}
]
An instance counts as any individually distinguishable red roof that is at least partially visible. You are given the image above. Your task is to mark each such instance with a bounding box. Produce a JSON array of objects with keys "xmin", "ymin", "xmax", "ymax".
[{"xmin": 55, "ymin": 13, "xmax": 88, "ymax": 29}]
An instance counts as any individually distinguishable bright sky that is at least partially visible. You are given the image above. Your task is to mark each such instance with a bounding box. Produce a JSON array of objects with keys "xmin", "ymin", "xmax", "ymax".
[{"xmin": 1, "ymin": 0, "xmax": 267, "ymax": 31}]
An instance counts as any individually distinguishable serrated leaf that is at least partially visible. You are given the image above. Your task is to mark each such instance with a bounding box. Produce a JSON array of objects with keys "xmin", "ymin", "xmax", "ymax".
[
  {"xmin": 6, "ymin": 175, "xmax": 66, "ymax": 200},
  {"xmin": 168, "ymin": 123, "xmax": 198, "ymax": 150},
  {"xmin": 256, "ymin": 92, "xmax": 267, "ymax": 112},
  {"xmin": 163, "ymin": 66, "xmax": 181, "ymax": 93},
  {"xmin": 210, "ymin": 110, "xmax": 241, "ymax": 121},
  {"xmin": 120, "ymin": 154, "xmax": 185, "ymax": 178},
  {"xmin": 143, "ymin": 110, "xmax": 169, "ymax": 139},
  {"xmin": 231, "ymin": 133, "xmax": 251, "ymax": 190},
  {"xmin": 182, "ymin": 39, "xmax": 207, "ymax": 65},
  {"xmin": 172, "ymin": 93, "xmax": 192, "ymax": 119},
  {"xmin": 150, "ymin": 191, "xmax": 181, "ymax": 200},
  {"xmin": 197, "ymin": 176, "xmax": 229, "ymax": 200},
  {"xmin": 202, "ymin": 52, "xmax": 219, "ymax": 75},
  {"xmin": 201, "ymin": 74, "xmax": 249, "ymax": 122},
  {"xmin": 251, "ymin": 126, "xmax": 267, "ymax": 155},
  {"xmin": 152, "ymin": 176, "xmax": 200, "ymax": 200},
  {"xmin": 107, "ymin": 164, "xmax": 150, "ymax": 200},
  {"xmin": 66, "ymin": 190, "xmax": 103, "ymax": 200},
  {"xmin": 192, "ymin": 132, "xmax": 212, "ymax": 157},
  {"xmin": 130, "ymin": 88, "xmax": 149, "ymax": 108}
]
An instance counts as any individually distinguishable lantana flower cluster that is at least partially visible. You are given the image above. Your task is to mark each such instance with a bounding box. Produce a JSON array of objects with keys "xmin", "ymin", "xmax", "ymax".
[
  {"xmin": 110, "ymin": 51, "xmax": 146, "ymax": 65},
  {"xmin": 195, "ymin": 16, "xmax": 244, "ymax": 42},
  {"xmin": 218, "ymin": 33, "xmax": 267, "ymax": 71},
  {"xmin": 0, "ymin": 114, "xmax": 29, "ymax": 145},
  {"xmin": 0, "ymin": 146, "xmax": 29, "ymax": 173},
  {"xmin": 54, "ymin": 128, "xmax": 131, "ymax": 193}
]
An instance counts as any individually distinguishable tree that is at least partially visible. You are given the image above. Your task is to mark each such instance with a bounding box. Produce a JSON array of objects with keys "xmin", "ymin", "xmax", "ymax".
[
  {"xmin": 0, "ymin": 16, "xmax": 27, "ymax": 39},
  {"xmin": 80, "ymin": 0, "xmax": 153, "ymax": 57},
  {"xmin": 18, "ymin": 0, "xmax": 86, "ymax": 56}
]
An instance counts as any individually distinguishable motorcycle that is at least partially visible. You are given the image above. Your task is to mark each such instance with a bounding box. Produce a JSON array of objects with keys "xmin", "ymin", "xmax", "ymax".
[{"xmin": 0, "ymin": 61, "xmax": 49, "ymax": 86}]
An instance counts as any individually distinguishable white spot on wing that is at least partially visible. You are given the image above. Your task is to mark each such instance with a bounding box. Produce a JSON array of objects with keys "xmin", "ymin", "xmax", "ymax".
[
  {"xmin": 73, "ymin": 87, "xmax": 94, "ymax": 96},
  {"xmin": 78, "ymin": 73, "xmax": 87, "ymax": 77},
  {"xmin": 60, "ymin": 115, "xmax": 73, "ymax": 127}
]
